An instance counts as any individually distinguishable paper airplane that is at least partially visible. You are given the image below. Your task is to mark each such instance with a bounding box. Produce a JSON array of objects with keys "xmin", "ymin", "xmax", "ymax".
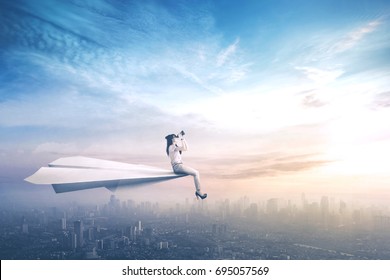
[{"xmin": 25, "ymin": 156, "xmax": 187, "ymax": 193}]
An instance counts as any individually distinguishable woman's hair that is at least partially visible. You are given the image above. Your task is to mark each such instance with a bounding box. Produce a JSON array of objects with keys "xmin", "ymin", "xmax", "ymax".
[{"xmin": 165, "ymin": 134, "xmax": 181, "ymax": 156}]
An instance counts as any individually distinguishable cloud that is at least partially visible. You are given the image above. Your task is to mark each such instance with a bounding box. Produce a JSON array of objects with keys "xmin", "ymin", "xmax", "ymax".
[
  {"xmin": 0, "ymin": 84, "xmax": 182, "ymax": 138},
  {"xmin": 171, "ymin": 65, "xmax": 224, "ymax": 95},
  {"xmin": 32, "ymin": 142, "xmax": 80, "ymax": 155},
  {"xmin": 283, "ymin": 18, "xmax": 384, "ymax": 71},
  {"xmin": 371, "ymin": 91, "xmax": 390, "ymax": 109},
  {"xmin": 302, "ymin": 94, "xmax": 327, "ymax": 108},
  {"xmin": 1, "ymin": 0, "xmax": 255, "ymax": 119},
  {"xmin": 1, "ymin": 3, "xmax": 104, "ymax": 59},
  {"xmin": 330, "ymin": 20, "xmax": 382, "ymax": 54},
  {"xmin": 295, "ymin": 66, "xmax": 344, "ymax": 84},
  {"xmin": 202, "ymin": 153, "xmax": 331, "ymax": 180},
  {"xmin": 216, "ymin": 38, "xmax": 240, "ymax": 67}
]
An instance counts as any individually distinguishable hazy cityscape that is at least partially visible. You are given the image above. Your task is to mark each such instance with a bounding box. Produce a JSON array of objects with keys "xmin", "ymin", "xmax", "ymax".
[{"xmin": 1, "ymin": 193, "xmax": 390, "ymax": 260}]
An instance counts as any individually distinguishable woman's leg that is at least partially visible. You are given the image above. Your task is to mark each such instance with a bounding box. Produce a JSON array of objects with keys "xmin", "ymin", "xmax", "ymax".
[{"xmin": 173, "ymin": 164, "xmax": 202, "ymax": 193}]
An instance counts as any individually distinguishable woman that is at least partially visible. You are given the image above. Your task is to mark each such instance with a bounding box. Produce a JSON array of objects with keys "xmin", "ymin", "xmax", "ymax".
[{"xmin": 165, "ymin": 131, "xmax": 207, "ymax": 200}]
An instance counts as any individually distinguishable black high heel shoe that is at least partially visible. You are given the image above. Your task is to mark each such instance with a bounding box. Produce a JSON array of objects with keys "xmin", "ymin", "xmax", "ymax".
[{"xmin": 195, "ymin": 191, "xmax": 207, "ymax": 200}]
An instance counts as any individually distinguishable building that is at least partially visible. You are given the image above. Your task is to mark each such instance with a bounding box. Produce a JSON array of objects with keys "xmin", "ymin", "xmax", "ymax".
[
  {"xmin": 74, "ymin": 220, "xmax": 84, "ymax": 248},
  {"xmin": 267, "ymin": 198, "xmax": 278, "ymax": 215}
]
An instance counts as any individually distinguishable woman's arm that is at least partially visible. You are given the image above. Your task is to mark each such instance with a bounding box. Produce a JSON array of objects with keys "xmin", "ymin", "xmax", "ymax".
[
  {"xmin": 180, "ymin": 137, "xmax": 188, "ymax": 151},
  {"xmin": 174, "ymin": 137, "xmax": 188, "ymax": 152}
]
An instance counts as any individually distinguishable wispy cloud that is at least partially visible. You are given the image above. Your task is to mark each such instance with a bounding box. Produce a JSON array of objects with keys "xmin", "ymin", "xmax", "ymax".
[
  {"xmin": 331, "ymin": 20, "xmax": 382, "ymax": 54},
  {"xmin": 216, "ymin": 38, "xmax": 240, "ymax": 67},
  {"xmin": 200, "ymin": 152, "xmax": 331, "ymax": 180},
  {"xmin": 284, "ymin": 18, "xmax": 385, "ymax": 71},
  {"xmin": 171, "ymin": 65, "xmax": 224, "ymax": 95}
]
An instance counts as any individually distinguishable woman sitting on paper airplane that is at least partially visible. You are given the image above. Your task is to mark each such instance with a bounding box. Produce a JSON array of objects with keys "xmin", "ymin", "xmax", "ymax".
[{"xmin": 165, "ymin": 131, "xmax": 207, "ymax": 200}]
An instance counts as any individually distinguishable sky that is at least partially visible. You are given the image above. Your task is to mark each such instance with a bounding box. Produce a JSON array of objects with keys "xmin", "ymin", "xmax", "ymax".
[{"xmin": 0, "ymin": 0, "xmax": 389, "ymax": 206}]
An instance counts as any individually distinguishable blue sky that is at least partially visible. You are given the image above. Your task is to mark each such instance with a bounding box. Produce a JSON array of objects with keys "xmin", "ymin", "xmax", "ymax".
[{"xmin": 1, "ymin": 0, "xmax": 389, "ymax": 205}]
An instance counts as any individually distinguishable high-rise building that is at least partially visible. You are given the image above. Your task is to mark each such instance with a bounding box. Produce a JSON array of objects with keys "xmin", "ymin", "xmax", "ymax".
[
  {"xmin": 61, "ymin": 217, "xmax": 67, "ymax": 230},
  {"xmin": 96, "ymin": 239, "xmax": 104, "ymax": 250},
  {"xmin": 71, "ymin": 233, "xmax": 77, "ymax": 250},
  {"xmin": 129, "ymin": 226, "xmax": 137, "ymax": 241},
  {"xmin": 321, "ymin": 196, "xmax": 329, "ymax": 214},
  {"xmin": 74, "ymin": 220, "xmax": 84, "ymax": 248},
  {"xmin": 21, "ymin": 216, "xmax": 28, "ymax": 234},
  {"xmin": 320, "ymin": 196, "xmax": 330, "ymax": 226},
  {"xmin": 109, "ymin": 195, "xmax": 120, "ymax": 215},
  {"xmin": 158, "ymin": 241, "xmax": 169, "ymax": 249},
  {"xmin": 339, "ymin": 200, "xmax": 347, "ymax": 215},
  {"xmin": 266, "ymin": 198, "xmax": 278, "ymax": 215},
  {"xmin": 247, "ymin": 203, "xmax": 258, "ymax": 219},
  {"xmin": 88, "ymin": 227, "xmax": 95, "ymax": 241},
  {"xmin": 223, "ymin": 199, "xmax": 231, "ymax": 219},
  {"xmin": 301, "ymin": 193, "xmax": 308, "ymax": 210},
  {"xmin": 22, "ymin": 223, "xmax": 29, "ymax": 234}
]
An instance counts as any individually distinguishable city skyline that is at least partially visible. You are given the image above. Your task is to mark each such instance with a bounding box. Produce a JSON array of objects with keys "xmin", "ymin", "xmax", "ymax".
[{"xmin": 1, "ymin": 194, "xmax": 390, "ymax": 260}]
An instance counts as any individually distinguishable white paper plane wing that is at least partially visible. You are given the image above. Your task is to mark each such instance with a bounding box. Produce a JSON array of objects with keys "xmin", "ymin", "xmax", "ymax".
[{"xmin": 25, "ymin": 156, "xmax": 186, "ymax": 193}]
